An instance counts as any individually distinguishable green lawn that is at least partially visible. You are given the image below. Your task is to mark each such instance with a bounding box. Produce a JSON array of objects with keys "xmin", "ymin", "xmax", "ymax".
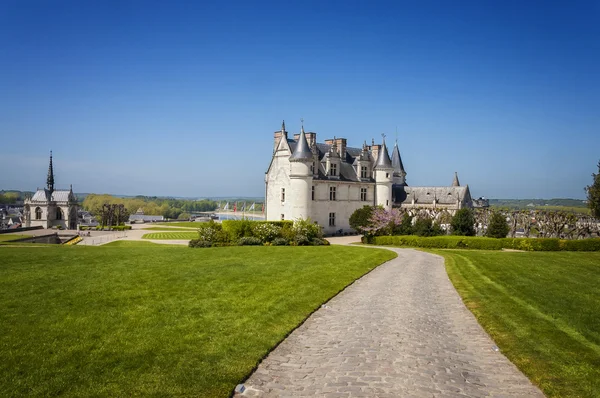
[
  {"xmin": 432, "ymin": 250, "xmax": 600, "ymax": 398},
  {"xmin": 0, "ymin": 234, "xmax": 31, "ymax": 243},
  {"xmin": 157, "ymin": 221, "xmax": 210, "ymax": 228},
  {"xmin": 0, "ymin": 245, "xmax": 395, "ymax": 397},
  {"xmin": 143, "ymin": 226, "xmax": 198, "ymax": 231},
  {"xmin": 102, "ymin": 240, "xmax": 164, "ymax": 247},
  {"xmin": 141, "ymin": 231, "xmax": 199, "ymax": 240}
]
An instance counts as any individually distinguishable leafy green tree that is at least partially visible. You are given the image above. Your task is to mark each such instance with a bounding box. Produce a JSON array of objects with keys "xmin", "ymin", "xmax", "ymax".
[
  {"xmin": 585, "ymin": 160, "xmax": 600, "ymax": 218},
  {"xmin": 393, "ymin": 213, "xmax": 413, "ymax": 235},
  {"xmin": 451, "ymin": 208, "xmax": 476, "ymax": 236},
  {"xmin": 486, "ymin": 211, "xmax": 509, "ymax": 238},
  {"xmin": 349, "ymin": 205, "xmax": 374, "ymax": 234},
  {"xmin": 412, "ymin": 217, "xmax": 444, "ymax": 237}
]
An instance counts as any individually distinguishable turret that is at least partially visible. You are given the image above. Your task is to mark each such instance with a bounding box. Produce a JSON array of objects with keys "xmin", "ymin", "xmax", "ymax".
[
  {"xmin": 289, "ymin": 121, "xmax": 313, "ymax": 220},
  {"xmin": 391, "ymin": 140, "xmax": 407, "ymax": 186},
  {"xmin": 374, "ymin": 135, "xmax": 393, "ymax": 210}
]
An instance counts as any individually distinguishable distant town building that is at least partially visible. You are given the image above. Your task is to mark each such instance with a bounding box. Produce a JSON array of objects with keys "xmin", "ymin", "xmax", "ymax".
[
  {"xmin": 23, "ymin": 152, "xmax": 79, "ymax": 229},
  {"xmin": 265, "ymin": 121, "xmax": 475, "ymax": 234},
  {"xmin": 128, "ymin": 208, "xmax": 165, "ymax": 223}
]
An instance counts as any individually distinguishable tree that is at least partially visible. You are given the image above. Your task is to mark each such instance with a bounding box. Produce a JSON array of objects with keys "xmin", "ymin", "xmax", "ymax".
[
  {"xmin": 413, "ymin": 217, "xmax": 443, "ymax": 237},
  {"xmin": 394, "ymin": 213, "xmax": 413, "ymax": 235},
  {"xmin": 451, "ymin": 208, "xmax": 476, "ymax": 236},
  {"xmin": 486, "ymin": 211, "xmax": 509, "ymax": 238},
  {"xmin": 585, "ymin": 160, "xmax": 600, "ymax": 218},
  {"xmin": 349, "ymin": 205, "xmax": 375, "ymax": 234}
]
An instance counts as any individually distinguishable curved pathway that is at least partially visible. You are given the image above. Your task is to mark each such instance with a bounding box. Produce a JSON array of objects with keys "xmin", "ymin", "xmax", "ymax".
[{"xmin": 236, "ymin": 247, "xmax": 544, "ymax": 397}]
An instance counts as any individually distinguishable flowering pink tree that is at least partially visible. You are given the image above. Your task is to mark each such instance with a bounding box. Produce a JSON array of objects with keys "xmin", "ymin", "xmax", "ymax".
[{"xmin": 363, "ymin": 207, "xmax": 405, "ymax": 236}]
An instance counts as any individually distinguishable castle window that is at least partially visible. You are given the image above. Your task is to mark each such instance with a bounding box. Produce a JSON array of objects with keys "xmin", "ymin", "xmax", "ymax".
[
  {"xmin": 361, "ymin": 166, "xmax": 368, "ymax": 178},
  {"xmin": 281, "ymin": 188, "xmax": 285, "ymax": 202},
  {"xmin": 329, "ymin": 212, "xmax": 336, "ymax": 226},
  {"xmin": 330, "ymin": 164, "xmax": 337, "ymax": 176},
  {"xmin": 386, "ymin": 200, "xmax": 389, "ymax": 206},
  {"xmin": 56, "ymin": 208, "xmax": 63, "ymax": 220},
  {"xmin": 35, "ymin": 207, "xmax": 42, "ymax": 220},
  {"xmin": 360, "ymin": 188, "xmax": 367, "ymax": 201},
  {"xmin": 386, "ymin": 173, "xmax": 389, "ymax": 178},
  {"xmin": 329, "ymin": 186, "xmax": 336, "ymax": 201},
  {"xmin": 312, "ymin": 186, "xmax": 315, "ymax": 201},
  {"xmin": 281, "ymin": 214, "xmax": 285, "ymax": 221}
]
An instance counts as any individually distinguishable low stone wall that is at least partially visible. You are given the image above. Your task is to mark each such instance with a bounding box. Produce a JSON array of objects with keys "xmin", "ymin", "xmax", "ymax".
[{"xmin": 0, "ymin": 226, "xmax": 43, "ymax": 234}]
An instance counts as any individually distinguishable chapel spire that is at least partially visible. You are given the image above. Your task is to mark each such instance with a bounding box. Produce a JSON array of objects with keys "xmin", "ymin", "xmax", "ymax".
[
  {"xmin": 452, "ymin": 172, "xmax": 460, "ymax": 187},
  {"xmin": 47, "ymin": 151, "xmax": 55, "ymax": 193}
]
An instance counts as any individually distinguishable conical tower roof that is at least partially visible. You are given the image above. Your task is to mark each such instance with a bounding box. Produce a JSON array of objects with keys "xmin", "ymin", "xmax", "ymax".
[
  {"xmin": 290, "ymin": 123, "xmax": 313, "ymax": 161},
  {"xmin": 452, "ymin": 172, "xmax": 460, "ymax": 187},
  {"xmin": 391, "ymin": 140, "xmax": 405, "ymax": 174},
  {"xmin": 374, "ymin": 136, "xmax": 393, "ymax": 169}
]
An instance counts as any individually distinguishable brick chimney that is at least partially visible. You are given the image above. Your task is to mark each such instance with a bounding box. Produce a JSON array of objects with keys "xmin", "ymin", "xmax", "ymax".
[{"xmin": 335, "ymin": 138, "xmax": 347, "ymax": 158}]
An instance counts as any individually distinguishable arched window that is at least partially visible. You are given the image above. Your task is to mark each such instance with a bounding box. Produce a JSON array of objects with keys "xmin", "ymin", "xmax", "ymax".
[
  {"xmin": 56, "ymin": 208, "xmax": 63, "ymax": 220},
  {"xmin": 35, "ymin": 207, "xmax": 42, "ymax": 220}
]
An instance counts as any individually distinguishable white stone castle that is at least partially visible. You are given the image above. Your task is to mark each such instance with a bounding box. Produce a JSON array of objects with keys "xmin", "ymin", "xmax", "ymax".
[
  {"xmin": 23, "ymin": 152, "xmax": 78, "ymax": 229},
  {"xmin": 265, "ymin": 121, "xmax": 473, "ymax": 234}
]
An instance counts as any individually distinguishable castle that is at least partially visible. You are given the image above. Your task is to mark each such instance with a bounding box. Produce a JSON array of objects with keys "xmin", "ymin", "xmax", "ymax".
[
  {"xmin": 23, "ymin": 152, "xmax": 78, "ymax": 230},
  {"xmin": 265, "ymin": 121, "xmax": 473, "ymax": 234}
]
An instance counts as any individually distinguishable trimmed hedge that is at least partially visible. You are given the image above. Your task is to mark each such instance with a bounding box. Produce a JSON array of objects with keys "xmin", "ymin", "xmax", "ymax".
[{"xmin": 371, "ymin": 235, "xmax": 600, "ymax": 251}]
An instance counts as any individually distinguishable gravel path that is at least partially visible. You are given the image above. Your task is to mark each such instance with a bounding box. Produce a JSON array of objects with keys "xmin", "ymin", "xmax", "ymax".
[{"xmin": 236, "ymin": 248, "xmax": 544, "ymax": 397}]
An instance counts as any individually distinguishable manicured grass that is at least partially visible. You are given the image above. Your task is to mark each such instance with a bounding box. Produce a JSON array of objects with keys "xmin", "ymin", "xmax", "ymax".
[
  {"xmin": 143, "ymin": 226, "xmax": 198, "ymax": 231},
  {"xmin": 432, "ymin": 250, "xmax": 600, "ymax": 398},
  {"xmin": 141, "ymin": 232, "xmax": 199, "ymax": 240},
  {"xmin": 102, "ymin": 240, "xmax": 164, "ymax": 247},
  {"xmin": 157, "ymin": 222, "xmax": 210, "ymax": 228},
  {"xmin": 0, "ymin": 234, "xmax": 31, "ymax": 243},
  {"xmin": 0, "ymin": 245, "xmax": 396, "ymax": 397}
]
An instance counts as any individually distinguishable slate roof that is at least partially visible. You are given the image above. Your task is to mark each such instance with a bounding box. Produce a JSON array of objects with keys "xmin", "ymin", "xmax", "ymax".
[
  {"xmin": 30, "ymin": 189, "xmax": 75, "ymax": 203},
  {"xmin": 374, "ymin": 140, "xmax": 393, "ymax": 169},
  {"xmin": 393, "ymin": 186, "xmax": 472, "ymax": 205},
  {"xmin": 391, "ymin": 142, "xmax": 405, "ymax": 174},
  {"xmin": 289, "ymin": 128, "xmax": 313, "ymax": 161},
  {"xmin": 287, "ymin": 138, "xmax": 373, "ymax": 182}
]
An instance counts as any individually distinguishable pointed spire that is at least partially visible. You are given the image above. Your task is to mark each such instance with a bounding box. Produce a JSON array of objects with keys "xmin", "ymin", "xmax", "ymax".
[
  {"xmin": 281, "ymin": 120, "xmax": 286, "ymax": 132},
  {"xmin": 374, "ymin": 134, "xmax": 393, "ymax": 169},
  {"xmin": 452, "ymin": 172, "xmax": 460, "ymax": 187},
  {"xmin": 391, "ymin": 140, "xmax": 405, "ymax": 174},
  {"xmin": 290, "ymin": 119, "xmax": 312, "ymax": 161},
  {"xmin": 46, "ymin": 151, "xmax": 55, "ymax": 193}
]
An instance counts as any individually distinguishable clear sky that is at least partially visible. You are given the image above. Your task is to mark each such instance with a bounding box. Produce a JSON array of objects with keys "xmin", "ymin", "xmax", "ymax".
[{"xmin": 1, "ymin": 0, "xmax": 598, "ymax": 199}]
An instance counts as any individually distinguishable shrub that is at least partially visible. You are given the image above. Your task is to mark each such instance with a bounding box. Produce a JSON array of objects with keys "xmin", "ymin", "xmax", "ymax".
[
  {"xmin": 251, "ymin": 222, "xmax": 281, "ymax": 243},
  {"xmin": 394, "ymin": 213, "xmax": 413, "ymax": 235},
  {"xmin": 189, "ymin": 239, "xmax": 212, "ymax": 248},
  {"xmin": 271, "ymin": 237, "xmax": 288, "ymax": 246},
  {"xmin": 486, "ymin": 212, "xmax": 510, "ymax": 238},
  {"xmin": 237, "ymin": 237, "xmax": 263, "ymax": 246},
  {"xmin": 292, "ymin": 218, "xmax": 322, "ymax": 241},
  {"xmin": 451, "ymin": 208, "xmax": 476, "ymax": 236},
  {"xmin": 312, "ymin": 238, "xmax": 330, "ymax": 246},
  {"xmin": 197, "ymin": 221, "xmax": 225, "ymax": 243},
  {"xmin": 221, "ymin": 219, "xmax": 255, "ymax": 240},
  {"xmin": 561, "ymin": 238, "xmax": 600, "ymax": 251}
]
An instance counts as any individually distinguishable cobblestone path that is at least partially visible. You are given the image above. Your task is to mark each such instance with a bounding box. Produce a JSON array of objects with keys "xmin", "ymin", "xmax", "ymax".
[{"xmin": 236, "ymin": 248, "xmax": 544, "ymax": 397}]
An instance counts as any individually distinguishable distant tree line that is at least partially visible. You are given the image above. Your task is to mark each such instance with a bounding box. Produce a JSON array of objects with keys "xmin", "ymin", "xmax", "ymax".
[
  {"xmin": 0, "ymin": 192, "xmax": 20, "ymax": 204},
  {"xmin": 83, "ymin": 194, "xmax": 218, "ymax": 220}
]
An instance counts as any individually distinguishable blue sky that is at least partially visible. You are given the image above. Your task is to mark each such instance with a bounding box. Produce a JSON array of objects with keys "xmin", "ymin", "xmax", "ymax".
[{"xmin": 1, "ymin": 0, "xmax": 598, "ymax": 199}]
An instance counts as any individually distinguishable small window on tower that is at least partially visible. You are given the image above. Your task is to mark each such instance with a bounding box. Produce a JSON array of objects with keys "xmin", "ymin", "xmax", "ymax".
[
  {"xmin": 281, "ymin": 188, "xmax": 285, "ymax": 202},
  {"xmin": 281, "ymin": 214, "xmax": 285, "ymax": 221},
  {"xmin": 312, "ymin": 186, "xmax": 315, "ymax": 201}
]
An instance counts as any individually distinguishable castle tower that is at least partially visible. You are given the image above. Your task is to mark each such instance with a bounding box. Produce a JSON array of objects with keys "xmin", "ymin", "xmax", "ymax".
[
  {"xmin": 374, "ymin": 135, "xmax": 393, "ymax": 210},
  {"xmin": 289, "ymin": 121, "xmax": 313, "ymax": 220},
  {"xmin": 391, "ymin": 140, "xmax": 407, "ymax": 186}
]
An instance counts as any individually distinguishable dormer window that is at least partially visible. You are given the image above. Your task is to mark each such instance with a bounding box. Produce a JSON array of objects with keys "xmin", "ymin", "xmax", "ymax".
[
  {"xmin": 330, "ymin": 164, "xmax": 337, "ymax": 176},
  {"xmin": 361, "ymin": 166, "xmax": 368, "ymax": 178}
]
